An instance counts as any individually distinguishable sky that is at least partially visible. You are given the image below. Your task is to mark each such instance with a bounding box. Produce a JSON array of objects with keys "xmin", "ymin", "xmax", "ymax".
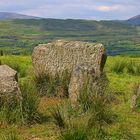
[{"xmin": 0, "ymin": 0, "xmax": 140, "ymax": 20}]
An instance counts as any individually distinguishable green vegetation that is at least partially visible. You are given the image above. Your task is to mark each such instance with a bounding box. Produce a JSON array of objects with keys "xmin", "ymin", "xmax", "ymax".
[
  {"xmin": 34, "ymin": 70, "xmax": 71, "ymax": 97},
  {"xmin": 50, "ymin": 79, "xmax": 116, "ymax": 140},
  {"xmin": 0, "ymin": 55, "xmax": 140, "ymax": 139},
  {"xmin": 0, "ymin": 19, "xmax": 139, "ymax": 56},
  {"xmin": 0, "ymin": 81, "xmax": 41, "ymax": 125},
  {"xmin": 106, "ymin": 57, "xmax": 140, "ymax": 75},
  {"xmin": 0, "ymin": 131, "xmax": 20, "ymax": 140},
  {"xmin": 0, "ymin": 56, "xmax": 32, "ymax": 78}
]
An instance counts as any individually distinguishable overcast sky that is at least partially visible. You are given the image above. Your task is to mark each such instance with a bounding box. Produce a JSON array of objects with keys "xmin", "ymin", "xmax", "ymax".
[{"xmin": 0, "ymin": 0, "xmax": 140, "ymax": 20}]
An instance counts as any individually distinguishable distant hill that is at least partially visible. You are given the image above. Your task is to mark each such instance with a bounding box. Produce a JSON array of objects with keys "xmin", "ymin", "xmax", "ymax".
[
  {"xmin": 0, "ymin": 18, "xmax": 139, "ymax": 56},
  {"xmin": 126, "ymin": 15, "xmax": 140, "ymax": 25},
  {"xmin": 0, "ymin": 12, "xmax": 139, "ymax": 55},
  {"xmin": 0, "ymin": 12, "xmax": 139, "ymax": 26},
  {"xmin": 0, "ymin": 12, "xmax": 41, "ymax": 20}
]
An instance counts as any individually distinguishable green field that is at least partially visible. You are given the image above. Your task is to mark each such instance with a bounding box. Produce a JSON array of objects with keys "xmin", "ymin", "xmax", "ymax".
[
  {"xmin": 0, "ymin": 55, "xmax": 140, "ymax": 140},
  {"xmin": 0, "ymin": 19, "xmax": 140, "ymax": 56}
]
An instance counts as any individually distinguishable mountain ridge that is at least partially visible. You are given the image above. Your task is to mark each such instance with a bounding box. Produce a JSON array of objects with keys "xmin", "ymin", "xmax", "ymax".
[
  {"xmin": 0, "ymin": 12, "xmax": 140, "ymax": 26},
  {"xmin": 126, "ymin": 14, "xmax": 140, "ymax": 25},
  {"xmin": 0, "ymin": 12, "xmax": 41, "ymax": 20}
]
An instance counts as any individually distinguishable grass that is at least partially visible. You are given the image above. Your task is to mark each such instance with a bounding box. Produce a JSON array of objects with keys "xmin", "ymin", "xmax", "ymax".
[
  {"xmin": 34, "ymin": 70, "xmax": 71, "ymax": 97},
  {"xmin": 0, "ymin": 55, "xmax": 140, "ymax": 139},
  {"xmin": 106, "ymin": 56, "xmax": 140, "ymax": 75},
  {"xmin": 0, "ymin": 55, "xmax": 32, "ymax": 78},
  {"xmin": 0, "ymin": 132, "xmax": 20, "ymax": 140},
  {"xmin": 0, "ymin": 80, "xmax": 41, "ymax": 125},
  {"xmin": 20, "ymin": 81, "xmax": 42, "ymax": 124},
  {"xmin": 50, "ymin": 105, "xmax": 66, "ymax": 129},
  {"xmin": 59, "ymin": 124, "xmax": 88, "ymax": 140},
  {"xmin": 0, "ymin": 19, "xmax": 140, "ymax": 56},
  {"xmin": 50, "ymin": 75, "xmax": 117, "ymax": 140}
]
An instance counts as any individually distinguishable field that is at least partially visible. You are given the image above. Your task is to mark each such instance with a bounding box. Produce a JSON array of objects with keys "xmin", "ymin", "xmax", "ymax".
[
  {"xmin": 0, "ymin": 55, "xmax": 140, "ymax": 140},
  {"xmin": 0, "ymin": 19, "xmax": 140, "ymax": 56}
]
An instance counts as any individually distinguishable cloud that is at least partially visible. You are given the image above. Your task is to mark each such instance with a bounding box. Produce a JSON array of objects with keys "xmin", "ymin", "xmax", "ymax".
[
  {"xmin": 96, "ymin": 5, "xmax": 122, "ymax": 11},
  {"xmin": 0, "ymin": 0, "xmax": 139, "ymax": 20}
]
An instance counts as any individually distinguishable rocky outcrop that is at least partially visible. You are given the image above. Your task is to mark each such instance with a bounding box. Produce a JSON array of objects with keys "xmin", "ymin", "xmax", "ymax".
[
  {"xmin": 0, "ymin": 65, "xmax": 20, "ymax": 95},
  {"xmin": 32, "ymin": 40, "xmax": 106, "ymax": 76}
]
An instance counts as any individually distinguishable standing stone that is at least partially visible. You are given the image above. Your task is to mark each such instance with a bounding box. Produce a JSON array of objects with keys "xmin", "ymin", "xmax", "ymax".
[
  {"xmin": 131, "ymin": 84, "xmax": 140, "ymax": 109},
  {"xmin": 69, "ymin": 63, "xmax": 107, "ymax": 106},
  {"xmin": 32, "ymin": 40, "xmax": 107, "ymax": 98},
  {"xmin": 131, "ymin": 95, "xmax": 137, "ymax": 109},
  {"xmin": 32, "ymin": 40, "xmax": 106, "ymax": 76},
  {"xmin": 0, "ymin": 65, "xmax": 20, "ymax": 95}
]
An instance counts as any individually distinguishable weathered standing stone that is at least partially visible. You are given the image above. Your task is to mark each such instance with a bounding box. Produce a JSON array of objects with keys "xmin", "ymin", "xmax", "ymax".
[
  {"xmin": 69, "ymin": 63, "xmax": 107, "ymax": 106},
  {"xmin": 32, "ymin": 40, "xmax": 107, "ymax": 100},
  {"xmin": 0, "ymin": 65, "xmax": 20, "ymax": 95},
  {"xmin": 131, "ymin": 84, "xmax": 140, "ymax": 109},
  {"xmin": 69, "ymin": 63, "xmax": 95, "ymax": 106},
  {"xmin": 32, "ymin": 40, "xmax": 106, "ymax": 76}
]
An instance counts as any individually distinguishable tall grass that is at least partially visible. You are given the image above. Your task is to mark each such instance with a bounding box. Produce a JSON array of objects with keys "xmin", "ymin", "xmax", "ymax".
[
  {"xmin": 51, "ymin": 103, "xmax": 110, "ymax": 140},
  {"xmin": 20, "ymin": 81, "xmax": 41, "ymax": 124},
  {"xmin": 0, "ymin": 81, "xmax": 41, "ymax": 125},
  {"xmin": 0, "ymin": 56, "xmax": 32, "ymax": 78},
  {"xmin": 107, "ymin": 57, "xmax": 140, "ymax": 75},
  {"xmin": 109, "ymin": 59, "xmax": 126, "ymax": 73},
  {"xmin": 60, "ymin": 124, "xmax": 88, "ymax": 140},
  {"xmin": 0, "ymin": 132, "xmax": 20, "ymax": 140},
  {"xmin": 127, "ymin": 61, "xmax": 140, "ymax": 75},
  {"xmin": 50, "ymin": 105, "xmax": 66, "ymax": 129},
  {"xmin": 34, "ymin": 70, "xmax": 71, "ymax": 97},
  {"xmin": 0, "ymin": 94, "xmax": 22, "ymax": 124},
  {"xmin": 111, "ymin": 125, "xmax": 136, "ymax": 140},
  {"xmin": 50, "ymin": 74, "xmax": 116, "ymax": 140}
]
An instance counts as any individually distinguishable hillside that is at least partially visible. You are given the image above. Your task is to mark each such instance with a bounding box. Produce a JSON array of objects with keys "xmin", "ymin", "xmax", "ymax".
[
  {"xmin": 126, "ymin": 15, "xmax": 140, "ymax": 25},
  {"xmin": 0, "ymin": 19, "xmax": 139, "ymax": 55},
  {"xmin": 0, "ymin": 12, "xmax": 40, "ymax": 20}
]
